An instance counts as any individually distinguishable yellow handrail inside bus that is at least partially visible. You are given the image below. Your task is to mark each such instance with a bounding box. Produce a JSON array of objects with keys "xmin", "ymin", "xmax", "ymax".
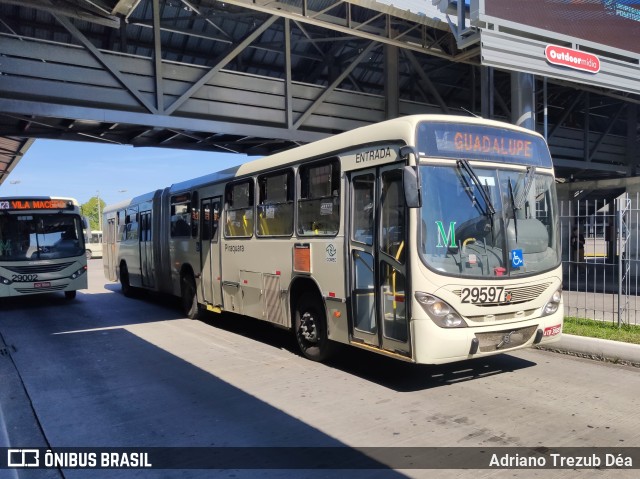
[{"xmin": 391, "ymin": 241, "xmax": 405, "ymax": 311}]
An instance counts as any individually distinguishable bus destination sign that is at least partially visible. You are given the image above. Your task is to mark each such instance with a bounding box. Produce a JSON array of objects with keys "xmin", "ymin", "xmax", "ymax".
[
  {"xmin": 0, "ymin": 199, "xmax": 72, "ymax": 211},
  {"xmin": 417, "ymin": 122, "xmax": 553, "ymax": 168},
  {"xmin": 452, "ymin": 132, "xmax": 532, "ymax": 159}
]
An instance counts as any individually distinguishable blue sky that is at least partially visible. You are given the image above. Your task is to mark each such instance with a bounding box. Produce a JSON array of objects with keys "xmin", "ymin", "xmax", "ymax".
[{"xmin": 0, "ymin": 139, "xmax": 254, "ymax": 206}]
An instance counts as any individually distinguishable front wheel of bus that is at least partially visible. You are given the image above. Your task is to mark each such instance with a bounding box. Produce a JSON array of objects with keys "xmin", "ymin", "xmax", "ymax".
[
  {"xmin": 294, "ymin": 293, "xmax": 335, "ymax": 362},
  {"xmin": 64, "ymin": 291, "xmax": 76, "ymax": 300},
  {"xmin": 181, "ymin": 274, "xmax": 201, "ymax": 320}
]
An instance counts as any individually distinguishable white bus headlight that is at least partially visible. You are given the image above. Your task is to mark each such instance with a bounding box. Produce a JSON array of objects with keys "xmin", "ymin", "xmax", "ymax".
[
  {"xmin": 415, "ymin": 292, "xmax": 467, "ymax": 328},
  {"xmin": 68, "ymin": 266, "xmax": 88, "ymax": 280},
  {"xmin": 543, "ymin": 287, "xmax": 563, "ymax": 316},
  {"xmin": 0, "ymin": 275, "xmax": 12, "ymax": 285}
]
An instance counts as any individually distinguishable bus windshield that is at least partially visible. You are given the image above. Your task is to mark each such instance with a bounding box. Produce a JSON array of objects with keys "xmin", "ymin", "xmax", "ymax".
[
  {"xmin": 419, "ymin": 164, "xmax": 560, "ymax": 278},
  {"xmin": 0, "ymin": 214, "xmax": 85, "ymax": 261}
]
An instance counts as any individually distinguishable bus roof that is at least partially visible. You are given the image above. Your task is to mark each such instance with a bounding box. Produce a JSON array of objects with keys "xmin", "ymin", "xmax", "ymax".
[
  {"xmin": 169, "ymin": 115, "xmax": 546, "ymax": 190},
  {"xmin": 108, "ymin": 115, "xmax": 548, "ymax": 205}
]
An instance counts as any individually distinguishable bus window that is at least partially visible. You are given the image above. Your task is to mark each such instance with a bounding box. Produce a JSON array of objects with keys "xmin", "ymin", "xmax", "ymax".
[
  {"xmin": 297, "ymin": 159, "xmax": 340, "ymax": 236},
  {"xmin": 381, "ymin": 169, "xmax": 405, "ymax": 264},
  {"xmin": 171, "ymin": 194, "xmax": 191, "ymax": 237},
  {"xmin": 257, "ymin": 170, "xmax": 294, "ymax": 237},
  {"xmin": 117, "ymin": 210, "xmax": 125, "ymax": 242},
  {"xmin": 225, "ymin": 181, "xmax": 254, "ymax": 237},
  {"xmin": 125, "ymin": 206, "xmax": 139, "ymax": 241},
  {"xmin": 191, "ymin": 191, "xmax": 199, "ymax": 239},
  {"xmin": 352, "ymin": 174, "xmax": 375, "ymax": 246}
]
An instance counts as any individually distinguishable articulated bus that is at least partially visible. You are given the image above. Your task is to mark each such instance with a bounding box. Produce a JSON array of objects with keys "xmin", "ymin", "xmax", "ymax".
[
  {"xmin": 0, "ymin": 197, "xmax": 88, "ymax": 299},
  {"xmin": 103, "ymin": 115, "xmax": 563, "ymax": 364}
]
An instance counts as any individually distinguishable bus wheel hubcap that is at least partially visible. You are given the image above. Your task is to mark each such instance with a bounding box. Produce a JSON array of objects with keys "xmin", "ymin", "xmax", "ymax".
[{"xmin": 300, "ymin": 312, "xmax": 318, "ymax": 343}]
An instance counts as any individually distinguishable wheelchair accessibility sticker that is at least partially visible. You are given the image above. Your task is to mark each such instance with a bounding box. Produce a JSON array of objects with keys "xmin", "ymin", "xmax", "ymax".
[{"xmin": 510, "ymin": 249, "xmax": 523, "ymax": 269}]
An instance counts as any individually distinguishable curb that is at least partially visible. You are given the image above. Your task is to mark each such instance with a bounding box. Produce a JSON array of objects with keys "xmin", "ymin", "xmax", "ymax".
[{"xmin": 539, "ymin": 334, "xmax": 640, "ymax": 366}]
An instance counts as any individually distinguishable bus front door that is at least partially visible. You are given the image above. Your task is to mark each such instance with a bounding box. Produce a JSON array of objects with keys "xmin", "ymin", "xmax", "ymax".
[
  {"xmin": 349, "ymin": 166, "xmax": 411, "ymax": 357},
  {"xmin": 200, "ymin": 197, "xmax": 222, "ymax": 309}
]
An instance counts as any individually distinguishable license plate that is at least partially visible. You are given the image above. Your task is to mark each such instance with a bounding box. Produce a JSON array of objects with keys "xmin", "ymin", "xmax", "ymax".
[
  {"xmin": 34, "ymin": 282, "xmax": 51, "ymax": 288},
  {"xmin": 461, "ymin": 286, "xmax": 511, "ymax": 304},
  {"xmin": 543, "ymin": 324, "xmax": 562, "ymax": 337}
]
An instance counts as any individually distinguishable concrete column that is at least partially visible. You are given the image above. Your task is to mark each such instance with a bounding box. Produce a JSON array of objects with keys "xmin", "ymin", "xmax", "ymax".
[
  {"xmin": 384, "ymin": 44, "xmax": 399, "ymax": 120},
  {"xmin": 511, "ymin": 72, "xmax": 535, "ymax": 130},
  {"xmin": 481, "ymin": 66, "xmax": 494, "ymax": 119}
]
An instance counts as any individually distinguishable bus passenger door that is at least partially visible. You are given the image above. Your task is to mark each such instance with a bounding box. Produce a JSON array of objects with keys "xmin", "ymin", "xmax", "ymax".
[
  {"xmin": 349, "ymin": 166, "xmax": 411, "ymax": 357},
  {"xmin": 200, "ymin": 197, "xmax": 222, "ymax": 309},
  {"xmin": 139, "ymin": 211, "xmax": 154, "ymax": 288},
  {"xmin": 378, "ymin": 166, "xmax": 410, "ymax": 356},
  {"xmin": 349, "ymin": 171, "xmax": 378, "ymax": 346},
  {"xmin": 106, "ymin": 218, "xmax": 117, "ymax": 281}
]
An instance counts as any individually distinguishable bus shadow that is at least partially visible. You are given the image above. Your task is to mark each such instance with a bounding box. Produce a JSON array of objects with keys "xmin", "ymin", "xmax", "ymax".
[
  {"xmin": 197, "ymin": 310, "xmax": 537, "ymax": 393},
  {"xmin": 1, "ymin": 324, "xmax": 410, "ymax": 477},
  {"xmin": 324, "ymin": 347, "xmax": 537, "ymax": 393}
]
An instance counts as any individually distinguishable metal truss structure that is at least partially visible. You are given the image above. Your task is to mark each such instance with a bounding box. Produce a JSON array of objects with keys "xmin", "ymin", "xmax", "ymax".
[{"xmin": 0, "ymin": 0, "xmax": 638, "ymax": 186}]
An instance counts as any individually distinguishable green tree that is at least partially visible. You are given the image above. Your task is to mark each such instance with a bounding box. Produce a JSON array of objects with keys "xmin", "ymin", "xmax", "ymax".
[{"xmin": 81, "ymin": 196, "xmax": 106, "ymax": 232}]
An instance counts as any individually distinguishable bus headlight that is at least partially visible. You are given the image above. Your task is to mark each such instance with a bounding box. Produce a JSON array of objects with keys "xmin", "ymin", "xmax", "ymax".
[
  {"xmin": 415, "ymin": 292, "xmax": 467, "ymax": 328},
  {"xmin": 0, "ymin": 275, "xmax": 12, "ymax": 285},
  {"xmin": 542, "ymin": 287, "xmax": 562, "ymax": 316},
  {"xmin": 68, "ymin": 266, "xmax": 88, "ymax": 280}
]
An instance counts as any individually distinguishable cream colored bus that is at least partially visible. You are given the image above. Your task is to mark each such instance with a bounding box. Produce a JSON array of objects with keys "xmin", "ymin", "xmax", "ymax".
[{"xmin": 103, "ymin": 115, "xmax": 563, "ymax": 364}]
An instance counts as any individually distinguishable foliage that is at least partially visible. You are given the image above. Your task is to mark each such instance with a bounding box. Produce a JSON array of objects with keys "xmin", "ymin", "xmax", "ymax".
[
  {"xmin": 563, "ymin": 316, "xmax": 640, "ymax": 345},
  {"xmin": 81, "ymin": 196, "xmax": 106, "ymax": 232}
]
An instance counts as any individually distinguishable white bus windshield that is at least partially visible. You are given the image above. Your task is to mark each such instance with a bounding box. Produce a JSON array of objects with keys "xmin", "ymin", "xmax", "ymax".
[
  {"xmin": 419, "ymin": 165, "xmax": 560, "ymax": 278},
  {"xmin": 0, "ymin": 214, "xmax": 85, "ymax": 261}
]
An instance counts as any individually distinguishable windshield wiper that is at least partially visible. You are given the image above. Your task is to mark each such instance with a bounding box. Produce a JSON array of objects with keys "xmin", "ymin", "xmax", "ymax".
[
  {"xmin": 508, "ymin": 178, "xmax": 519, "ymax": 243},
  {"xmin": 514, "ymin": 166, "xmax": 536, "ymax": 211},
  {"xmin": 456, "ymin": 159, "xmax": 496, "ymax": 217}
]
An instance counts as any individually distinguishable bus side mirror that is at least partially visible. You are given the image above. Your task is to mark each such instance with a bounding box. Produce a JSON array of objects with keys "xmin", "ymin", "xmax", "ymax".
[{"xmin": 403, "ymin": 166, "xmax": 421, "ymax": 208}]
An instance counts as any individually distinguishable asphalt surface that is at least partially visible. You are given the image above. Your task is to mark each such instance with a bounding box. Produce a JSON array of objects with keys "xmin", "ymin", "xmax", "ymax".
[{"xmin": 1, "ymin": 259, "xmax": 639, "ymax": 479}]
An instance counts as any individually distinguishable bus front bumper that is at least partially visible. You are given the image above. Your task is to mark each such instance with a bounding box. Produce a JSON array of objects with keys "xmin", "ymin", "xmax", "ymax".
[{"xmin": 411, "ymin": 307, "xmax": 564, "ymax": 365}]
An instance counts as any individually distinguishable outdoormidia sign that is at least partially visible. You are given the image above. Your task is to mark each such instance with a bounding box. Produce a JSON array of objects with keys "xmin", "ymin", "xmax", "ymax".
[{"xmin": 545, "ymin": 45, "xmax": 600, "ymax": 74}]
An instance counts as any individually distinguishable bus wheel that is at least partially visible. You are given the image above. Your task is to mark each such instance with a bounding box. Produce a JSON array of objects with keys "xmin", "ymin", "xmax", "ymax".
[
  {"xmin": 181, "ymin": 274, "xmax": 200, "ymax": 320},
  {"xmin": 85, "ymin": 249, "xmax": 92, "ymax": 260},
  {"xmin": 64, "ymin": 291, "xmax": 76, "ymax": 300},
  {"xmin": 120, "ymin": 263, "xmax": 134, "ymax": 297},
  {"xmin": 294, "ymin": 293, "xmax": 335, "ymax": 362}
]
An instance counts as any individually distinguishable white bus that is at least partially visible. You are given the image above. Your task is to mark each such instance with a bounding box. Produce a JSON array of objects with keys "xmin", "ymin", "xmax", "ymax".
[
  {"xmin": 85, "ymin": 230, "xmax": 103, "ymax": 259},
  {"xmin": 0, "ymin": 197, "xmax": 88, "ymax": 299},
  {"xmin": 103, "ymin": 115, "xmax": 563, "ymax": 364}
]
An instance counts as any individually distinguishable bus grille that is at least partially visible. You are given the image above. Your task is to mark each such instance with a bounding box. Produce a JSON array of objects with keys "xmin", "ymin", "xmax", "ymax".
[
  {"xmin": 15, "ymin": 285, "xmax": 67, "ymax": 294},
  {"xmin": 453, "ymin": 282, "xmax": 552, "ymax": 306},
  {"xmin": 4, "ymin": 262, "xmax": 75, "ymax": 274},
  {"xmin": 475, "ymin": 325, "xmax": 538, "ymax": 353}
]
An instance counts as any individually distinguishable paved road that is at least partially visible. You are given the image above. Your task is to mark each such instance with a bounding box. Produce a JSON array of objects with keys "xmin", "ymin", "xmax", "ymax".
[{"xmin": 1, "ymin": 260, "xmax": 639, "ymax": 479}]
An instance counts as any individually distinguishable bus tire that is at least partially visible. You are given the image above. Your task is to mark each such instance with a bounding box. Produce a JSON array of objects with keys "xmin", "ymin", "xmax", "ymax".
[
  {"xmin": 294, "ymin": 292, "xmax": 336, "ymax": 362},
  {"xmin": 85, "ymin": 249, "xmax": 92, "ymax": 260},
  {"xmin": 181, "ymin": 273, "xmax": 201, "ymax": 320},
  {"xmin": 120, "ymin": 262, "xmax": 134, "ymax": 298},
  {"xmin": 64, "ymin": 291, "xmax": 76, "ymax": 300}
]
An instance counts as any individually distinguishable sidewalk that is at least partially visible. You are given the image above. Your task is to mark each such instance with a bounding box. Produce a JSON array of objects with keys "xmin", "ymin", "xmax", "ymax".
[{"xmin": 540, "ymin": 333, "xmax": 640, "ymax": 366}]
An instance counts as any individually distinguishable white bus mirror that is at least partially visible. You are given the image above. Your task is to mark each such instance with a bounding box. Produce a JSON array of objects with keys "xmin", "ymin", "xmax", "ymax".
[{"xmin": 403, "ymin": 166, "xmax": 421, "ymax": 208}]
